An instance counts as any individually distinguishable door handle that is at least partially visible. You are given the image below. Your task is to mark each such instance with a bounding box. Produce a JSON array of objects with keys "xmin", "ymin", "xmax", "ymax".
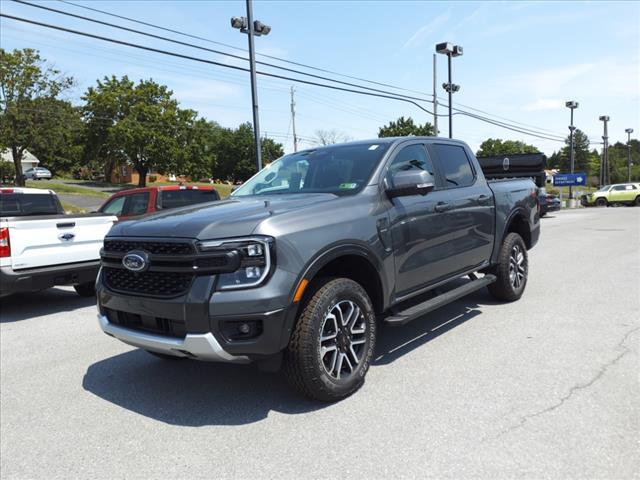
[
  {"xmin": 477, "ymin": 194, "xmax": 491, "ymax": 205},
  {"xmin": 434, "ymin": 201, "xmax": 450, "ymax": 213}
]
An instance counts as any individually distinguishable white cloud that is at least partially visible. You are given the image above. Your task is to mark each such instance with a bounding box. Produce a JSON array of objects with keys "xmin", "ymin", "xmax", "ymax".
[
  {"xmin": 403, "ymin": 11, "xmax": 451, "ymax": 49},
  {"xmin": 522, "ymin": 99, "xmax": 565, "ymax": 111}
]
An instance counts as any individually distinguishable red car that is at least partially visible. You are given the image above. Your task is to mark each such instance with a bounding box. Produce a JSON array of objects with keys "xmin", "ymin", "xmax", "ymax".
[{"xmin": 97, "ymin": 185, "xmax": 220, "ymax": 220}]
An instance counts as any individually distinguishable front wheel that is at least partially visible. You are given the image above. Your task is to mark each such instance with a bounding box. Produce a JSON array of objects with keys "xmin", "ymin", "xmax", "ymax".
[
  {"xmin": 284, "ymin": 278, "xmax": 376, "ymax": 402},
  {"xmin": 596, "ymin": 197, "xmax": 608, "ymax": 207},
  {"xmin": 74, "ymin": 282, "xmax": 95, "ymax": 297},
  {"xmin": 487, "ymin": 232, "xmax": 528, "ymax": 302}
]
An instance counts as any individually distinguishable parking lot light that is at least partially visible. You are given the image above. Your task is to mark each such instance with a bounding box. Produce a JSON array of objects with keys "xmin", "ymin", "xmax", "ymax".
[
  {"xmin": 625, "ymin": 128, "xmax": 634, "ymax": 182},
  {"xmin": 436, "ymin": 42, "xmax": 463, "ymax": 139}
]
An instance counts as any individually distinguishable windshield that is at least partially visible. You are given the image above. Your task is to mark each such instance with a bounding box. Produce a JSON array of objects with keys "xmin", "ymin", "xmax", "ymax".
[
  {"xmin": 596, "ymin": 185, "xmax": 611, "ymax": 192},
  {"xmin": 232, "ymin": 142, "xmax": 391, "ymax": 197}
]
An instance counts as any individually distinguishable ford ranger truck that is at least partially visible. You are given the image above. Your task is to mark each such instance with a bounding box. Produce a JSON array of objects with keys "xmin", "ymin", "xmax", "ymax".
[
  {"xmin": 96, "ymin": 137, "xmax": 540, "ymax": 401},
  {"xmin": 1, "ymin": 187, "xmax": 116, "ymax": 297}
]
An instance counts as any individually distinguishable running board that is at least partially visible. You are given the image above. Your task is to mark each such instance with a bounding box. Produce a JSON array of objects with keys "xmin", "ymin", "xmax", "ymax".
[{"xmin": 384, "ymin": 274, "xmax": 496, "ymax": 326}]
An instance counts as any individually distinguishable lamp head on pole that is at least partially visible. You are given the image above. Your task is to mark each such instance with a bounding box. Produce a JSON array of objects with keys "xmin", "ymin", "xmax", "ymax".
[
  {"xmin": 599, "ymin": 115, "xmax": 610, "ymax": 122},
  {"xmin": 565, "ymin": 100, "xmax": 579, "ymax": 109},
  {"xmin": 625, "ymin": 128, "xmax": 634, "ymax": 134}
]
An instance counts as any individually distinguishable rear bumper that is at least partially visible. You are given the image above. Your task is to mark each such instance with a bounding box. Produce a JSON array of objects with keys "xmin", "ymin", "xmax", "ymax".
[
  {"xmin": 97, "ymin": 314, "xmax": 250, "ymax": 363},
  {"xmin": 0, "ymin": 260, "xmax": 100, "ymax": 297}
]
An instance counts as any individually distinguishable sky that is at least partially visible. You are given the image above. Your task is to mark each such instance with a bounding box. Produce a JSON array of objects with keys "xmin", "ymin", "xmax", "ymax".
[{"xmin": 1, "ymin": 0, "xmax": 639, "ymax": 157}]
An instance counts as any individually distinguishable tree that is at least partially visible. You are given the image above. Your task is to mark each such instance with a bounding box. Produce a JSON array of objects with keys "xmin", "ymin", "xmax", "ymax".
[
  {"xmin": 0, "ymin": 48, "xmax": 74, "ymax": 185},
  {"xmin": 214, "ymin": 123, "xmax": 284, "ymax": 182},
  {"xmin": 313, "ymin": 129, "xmax": 352, "ymax": 146},
  {"xmin": 83, "ymin": 76, "xmax": 195, "ymax": 186},
  {"xmin": 378, "ymin": 116, "xmax": 434, "ymax": 137},
  {"xmin": 476, "ymin": 138, "xmax": 540, "ymax": 157}
]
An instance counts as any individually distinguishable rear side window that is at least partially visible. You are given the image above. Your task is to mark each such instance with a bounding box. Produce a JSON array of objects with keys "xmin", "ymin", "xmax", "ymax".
[
  {"xmin": 432, "ymin": 144, "xmax": 475, "ymax": 188},
  {"xmin": 160, "ymin": 189, "xmax": 219, "ymax": 209},
  {"xmin": 0, "ymin": 193, "xmax": 60, "ymax": 216},
  {"xmin": 125, "ymin": 192, "xmax": 150, "ymax": 216}
]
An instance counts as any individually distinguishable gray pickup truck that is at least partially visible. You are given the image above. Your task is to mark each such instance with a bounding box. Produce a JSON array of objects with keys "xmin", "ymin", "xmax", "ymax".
[{"xmin": 96, "ymin": 137, "xmax": 540, "ymax": 401}]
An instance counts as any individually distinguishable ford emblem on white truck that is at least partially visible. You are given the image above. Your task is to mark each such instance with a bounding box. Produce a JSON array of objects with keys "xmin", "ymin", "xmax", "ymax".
[
  {"xmin": 122, "ymin": 251, "xmax": 149, "ymax": 272},
  {"xmin": 503, "ymin": 157, "xmax": 510, "ymax": 171},
  {"xmin": 58, "ymin": 232, "xmax": 75, "ymax": 242}
]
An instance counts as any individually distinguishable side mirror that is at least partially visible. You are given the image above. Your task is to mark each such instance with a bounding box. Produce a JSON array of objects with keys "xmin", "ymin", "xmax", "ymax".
[{"xmin": 387, "ymin": 169, "xmax": 435, "ymax": 198}]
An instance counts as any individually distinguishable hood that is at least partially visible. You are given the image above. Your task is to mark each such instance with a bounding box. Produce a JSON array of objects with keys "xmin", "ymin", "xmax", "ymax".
[{"xmin": 107, "ymin": 193, "xmax": 337, "ymax": 239}]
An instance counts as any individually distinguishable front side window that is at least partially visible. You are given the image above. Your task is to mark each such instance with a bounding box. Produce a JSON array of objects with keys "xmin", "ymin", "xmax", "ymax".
[
  {"xmin": 101, "ymin": 196, "xmax": 126, "ymax": 215},
  {"xmin": 387, "ymin": 144, "xmax": 436, "ymax": 187},
  {"xmin": 232, "ymin": 142, "xmax": 392, "ymax": 197},
  {"xmin": 432, "ymin": 144, "xmax": 475, "ymax": 188}
]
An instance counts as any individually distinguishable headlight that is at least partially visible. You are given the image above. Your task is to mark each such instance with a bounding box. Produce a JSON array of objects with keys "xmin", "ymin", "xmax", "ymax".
[{"xmin": 198, "ymin": 236, "xmax": 274, "ymax": 290}]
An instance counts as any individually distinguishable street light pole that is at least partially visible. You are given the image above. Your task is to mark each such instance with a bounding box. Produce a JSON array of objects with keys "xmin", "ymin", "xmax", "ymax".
[
  {"xmin": 231, "ymin": 1, "xmax": 271, "ymax": 173},
  {"xmin": 599, "ymin": 116, "xmax": 610, "ymax": 186},
  {"xmin": 625, "ymin": 128, "xmax": 634, "ymax": 182},
  {"xmin": 565, "ymin": 101, "xmax": 578, "ymax": 199},
  {"xmin": 432, "ymin": 54, "xmax": 438, "ymax": 135},
  {"xmin": 436, "ymin": 42, "xmax": 463, "ymax": 139}
]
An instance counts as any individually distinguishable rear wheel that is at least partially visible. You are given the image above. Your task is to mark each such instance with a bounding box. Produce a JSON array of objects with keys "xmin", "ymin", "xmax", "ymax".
[
  {"xmin": 284, "ymin": 278, "xmax": 376, "ymax": 402},
  {"xmin": 635, "ymin": 196, "xmax": 640, "ymax": 206},
  {"xmin": 596, "ymin": 197, "xmax": 608, "ymax": 207},
  {"xmin": 487, "ymin": 232, "xmax": 528, "ymax": 302},
  {"xmin": 74, "ymin": 282, "xmax": 95, "ymax": 297}
]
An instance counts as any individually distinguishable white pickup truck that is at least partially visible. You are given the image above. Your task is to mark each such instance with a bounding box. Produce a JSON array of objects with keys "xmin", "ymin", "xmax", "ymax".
[{"xmin": 0, "ymin": 187, "xmax": 116, "ymax": 297}]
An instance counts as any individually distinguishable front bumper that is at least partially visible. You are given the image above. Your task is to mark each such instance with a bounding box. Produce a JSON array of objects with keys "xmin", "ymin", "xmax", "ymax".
[
  {"xmin": 0, "ymin": 260, "xmax": 100, "ymax": 297},
  {"xmin": 97, "ymin": 313, "xmax": 250, "ymax": 362}
]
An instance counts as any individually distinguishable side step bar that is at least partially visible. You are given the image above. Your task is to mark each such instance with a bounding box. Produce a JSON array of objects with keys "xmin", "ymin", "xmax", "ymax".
[{"xmin": 384, "ymin": 274, "xmax": 496, "ymax": 326}]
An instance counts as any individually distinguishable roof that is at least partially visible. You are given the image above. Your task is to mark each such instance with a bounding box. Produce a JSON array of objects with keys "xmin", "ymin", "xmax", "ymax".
[
  {"xmin": 0, "ymin": 187, "xmax": 55, "ymax": 194},
  {"xmin": 108, "ymin": 184, "xmax": 217, "ymax": 195},
  {"xmin": 0, "ymin": 149, "xmax": 40, "ymax": 165}
]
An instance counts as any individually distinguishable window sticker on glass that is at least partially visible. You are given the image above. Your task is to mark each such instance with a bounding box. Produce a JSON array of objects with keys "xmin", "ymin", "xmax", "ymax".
[
  {"xmin": 368, "ymin": 145, "xmax": 379, "ymax": 150},
  {"xmin": 339, "ymin": 183, "xmax": 358, "ymax": 189}
]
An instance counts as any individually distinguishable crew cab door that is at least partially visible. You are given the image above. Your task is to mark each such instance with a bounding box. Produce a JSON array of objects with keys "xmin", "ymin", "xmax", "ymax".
[
  {"xmin": 385, "ymin": 142, "xmax": 456, "ymax": 296},
  {"xmin": 429, "ymin": 143, "xmax": 495, "ymax": 273},
  {"xmin": 610, "ymin": 184, "xmax": 637, "ymax": 202}
]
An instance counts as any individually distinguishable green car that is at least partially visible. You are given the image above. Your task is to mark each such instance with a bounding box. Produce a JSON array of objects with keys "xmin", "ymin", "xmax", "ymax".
[{"xmin": 581, "ymin": 183, "xmax": 640, "ymax": 207}]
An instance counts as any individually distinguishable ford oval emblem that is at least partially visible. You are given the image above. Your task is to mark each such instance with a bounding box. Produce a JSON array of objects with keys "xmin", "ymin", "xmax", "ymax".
[
  {"xmin": 122, "ymin": 251, "xmax": 149, "ymax": 272},
  {"xmin": 503, "ymin": 157, "xmax": 510, "ymax": 171},
  {"xmin": 58, "ymin": 232, "xmax": 75, "ymax": 242}
]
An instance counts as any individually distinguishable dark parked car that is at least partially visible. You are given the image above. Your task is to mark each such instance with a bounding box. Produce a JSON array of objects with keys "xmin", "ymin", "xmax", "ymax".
[
  {"xmin": 96, "ymin": 137, "xmax": 541, "ymax": 401},
  {"xmin": 538, "ymin": 188, "xmax": 560, "ymax": 216}
]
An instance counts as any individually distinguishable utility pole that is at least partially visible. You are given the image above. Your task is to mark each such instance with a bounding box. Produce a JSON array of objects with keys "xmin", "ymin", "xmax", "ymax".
[
  {"xmin": 599, "ymin": 116, "xmax": 610, "ymax": 185},
  {"xmin": 290, "ymin": 86, "xmax": 298, "ymax": 152},
  {"xmin": 433, "ymin": 54, "xmax": 438, "ymax": 135}
]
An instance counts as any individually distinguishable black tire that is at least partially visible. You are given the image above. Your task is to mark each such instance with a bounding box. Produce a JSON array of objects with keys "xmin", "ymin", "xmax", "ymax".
[
  {"xmin": 74, "ymin": 282, "xmax": 95, "ymax": 297},
  {"xmin": 635, "ymin": 196, "xmax": 640, "ymax": 206},
  {"xmin": 146, "ymin": 350, "xmax": 188, "ymax": 360},
  {"xmin": 284, "ymin": 277, "xmax": 376, "ymax": 402},
  {"xmin": 487, "ymin": 232, "xmax": 528, "ymax": 302},
  {"xmin": 596, "ymin": 197, "xmax": 608, "ymax": 207}
]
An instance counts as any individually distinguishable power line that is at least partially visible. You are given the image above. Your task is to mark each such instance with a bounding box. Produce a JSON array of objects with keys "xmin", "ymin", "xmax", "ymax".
[
  {"xmin": 0, "ymin": 12, "xmax": 567, "ymax": 143},
  {"xmin": 53, "ymin": 0, "xmax": 568, "ymax": 139},
  {"xmin": 0, "ymin": 13, "xmax": 440, "ymax": 118},
  {"xmin": 57, "ymin": 0, "xmax": 432, "ymax": 98},
  {"xmin": 15, "ymin": 0, "xmax": 438, "ymax": 106}
]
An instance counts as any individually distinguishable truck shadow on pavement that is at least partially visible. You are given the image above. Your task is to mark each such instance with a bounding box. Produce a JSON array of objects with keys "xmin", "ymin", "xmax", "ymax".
[
  {"xmin": 82, "ymin": 288, "xmax": 497, "ymax": 426},
  {"xmin": 0, "ymin": 287, "xmax": 96, "ymax": 323}
]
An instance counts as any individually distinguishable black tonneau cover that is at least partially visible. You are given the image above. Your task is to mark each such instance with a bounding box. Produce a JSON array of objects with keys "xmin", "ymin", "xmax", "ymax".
[{"xmin": 477, "ymin": 153, "xmax": 546, "ymax": 188}]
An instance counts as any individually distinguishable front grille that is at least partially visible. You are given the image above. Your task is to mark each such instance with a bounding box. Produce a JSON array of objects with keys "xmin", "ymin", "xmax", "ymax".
[
  {"xmin": 104, "ymin": 307, "xmax": 186, "ymax": 338},
  {"xmin": 103, "ymin": 267, "xmax": 193, "ymax": 297},
  {"xmin": 104, "ymin": 240, "xmax": 194, "ymax": 255}
]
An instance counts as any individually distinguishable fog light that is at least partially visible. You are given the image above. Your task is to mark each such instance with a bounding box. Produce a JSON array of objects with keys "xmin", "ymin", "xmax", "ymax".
[
  {"xmin": 239, "ymin": 323, "xmax": 251, "ymax": 334},
  {"xmin": 245, "ymin": 266, "xmax": 262, "ymax": 278}
]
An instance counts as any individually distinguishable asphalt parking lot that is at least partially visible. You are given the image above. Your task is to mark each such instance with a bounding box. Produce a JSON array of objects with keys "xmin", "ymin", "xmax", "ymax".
[{"xmin": 1, "ymin": 207, "xmax": 638, "ymax": 479}]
